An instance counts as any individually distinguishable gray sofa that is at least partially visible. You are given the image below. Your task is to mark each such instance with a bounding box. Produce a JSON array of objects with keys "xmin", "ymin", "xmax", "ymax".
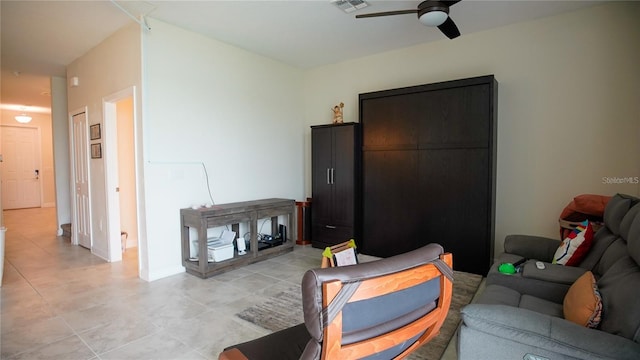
[{"xmin": 459, "ymin": 194, "xmax": 640, "ymax": 360}]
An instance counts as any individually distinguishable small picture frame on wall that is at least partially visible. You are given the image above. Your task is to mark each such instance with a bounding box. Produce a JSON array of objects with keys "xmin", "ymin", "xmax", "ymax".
[
  {"xmin": 90, "ymin": 124, "xmax": 101, "ymax": 140},
  {"xmin": 91, "ymin": 143, "xmax": 102, "ymax": 159}
]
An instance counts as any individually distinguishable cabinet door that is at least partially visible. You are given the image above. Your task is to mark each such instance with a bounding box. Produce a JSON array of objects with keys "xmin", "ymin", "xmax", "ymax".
[
  {"xmin": 311, "ymin": 127, "xmax": 333, "ymax": 227},
  {"xmin": 361, "ymin": 94, "xmax": 421, "ymax": 150},
  {"xmin": 363, "ymin": 150, "xmax": 420, "ymax": 257},
  {"xmin": 418, "ymin": 148, "xmax": 490, "ymax": 274},
  {"xmin": 418, "ymin": 84, "xmax": 491, "ymax": 148},
  {"xmin": 331, "ymin": 125, "xmax": 356, "ymax": 227}
]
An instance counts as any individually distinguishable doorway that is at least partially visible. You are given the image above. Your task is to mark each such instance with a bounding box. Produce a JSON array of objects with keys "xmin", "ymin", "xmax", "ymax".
[
  {"xmin": 103, "ymin": 87, "xmax": 139, "ymax": 273},
  {"xmin": 1, "ymin": 126, "xmax": 42, "ymax": 210}
]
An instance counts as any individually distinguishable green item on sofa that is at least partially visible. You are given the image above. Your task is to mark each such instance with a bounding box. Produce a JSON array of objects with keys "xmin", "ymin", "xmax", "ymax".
[{"xmin": 498, "ymin": 262, "xmax": 516, "ymax": 275}]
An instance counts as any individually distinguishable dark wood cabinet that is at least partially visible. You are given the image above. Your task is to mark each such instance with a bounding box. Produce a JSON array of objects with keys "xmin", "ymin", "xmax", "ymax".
[
  {"xmin": 311, "ymin": 123, "xmax": 361, "ymax": 249},
  {"xmin": 360, "ymin": 75, "xmax": 497, "ymax": 275}
]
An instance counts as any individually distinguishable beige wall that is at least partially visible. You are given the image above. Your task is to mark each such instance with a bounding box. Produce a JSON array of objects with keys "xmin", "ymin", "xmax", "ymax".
[
  {"xmin": 141, "ymin": 18, "xmax": 304, "ymax": 280},
  {"xmin": 0, "ymin": 111, "xmax": 56, "ymax": 208},
  {"xmin": 51, "ymin": 76, "xmax": 71, "ymax": 233},
  {"xmin": 303, "ymin": 2, "xmax": 640, "ymax": 256},
  {"xmin": 67, "ymin": 22, "xmax": 143, "ymax": 262}
]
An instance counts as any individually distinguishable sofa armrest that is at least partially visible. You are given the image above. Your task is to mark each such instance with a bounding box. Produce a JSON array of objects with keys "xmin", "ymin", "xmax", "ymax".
[
  {"xmin": 504, "ymin": 235, "xmax": 560, "ymax": 262},
  {"xmin": 521, "ymin": 261, "xmax": 587, "ymax": 285},
  {"xmin": 460, "ymin": 304, "xmax": 640, "ymax": 360}
]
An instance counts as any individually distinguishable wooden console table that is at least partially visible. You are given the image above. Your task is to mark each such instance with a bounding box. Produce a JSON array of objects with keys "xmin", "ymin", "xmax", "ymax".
[{"xmin": 180, "ymin": 198, "xmax": 296, "ymax": 278}]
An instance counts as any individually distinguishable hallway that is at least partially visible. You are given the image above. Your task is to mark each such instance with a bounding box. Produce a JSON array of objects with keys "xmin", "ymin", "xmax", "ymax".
[
  {"xmin": 1, "ymin": 207, "xmax": 140, "ymax": 359},
  {"xmin": 0, "ymin": 207, "xmax": 323, "ymax": 359}
]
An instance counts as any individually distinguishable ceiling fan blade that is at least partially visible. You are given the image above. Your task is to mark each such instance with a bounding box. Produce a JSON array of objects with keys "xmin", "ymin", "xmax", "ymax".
[
  {"xmin": 440, "ymin": 0, "xmax": 462, "ymax": 6},
  {"xmin": 356, "ymin": 10, "xmax": 418, "ymax": 19},
  {"xmin": 438, "ymin": 17, "xmax": 460, "ymax": 39}
]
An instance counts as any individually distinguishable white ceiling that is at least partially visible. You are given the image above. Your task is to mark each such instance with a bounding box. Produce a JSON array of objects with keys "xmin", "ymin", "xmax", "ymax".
[{"xmin": 1, "ymin": 0, "xmax": 604, "ymax": 115}]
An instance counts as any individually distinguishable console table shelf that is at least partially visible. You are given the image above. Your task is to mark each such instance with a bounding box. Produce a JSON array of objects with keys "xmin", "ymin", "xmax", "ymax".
[{"xmin": 180, "ymin": 198, "xmax": 296, "ymax": 278}]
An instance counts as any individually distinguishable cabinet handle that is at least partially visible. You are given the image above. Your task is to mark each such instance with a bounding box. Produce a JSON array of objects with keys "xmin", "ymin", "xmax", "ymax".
[
  {"xmin": 331, "ymin": 168, "xmax": 335, "ymax": 184},
  {"xmin": 327, "ymin": 168, "xmax": 331, "ymax": 184},
  {"xmin": 325, "ymin": 225, "xmax": 337, "ymax": 229}
]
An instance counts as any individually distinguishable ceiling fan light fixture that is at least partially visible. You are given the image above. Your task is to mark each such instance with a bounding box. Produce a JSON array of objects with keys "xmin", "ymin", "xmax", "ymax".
[
  {"xmin": 15, "ymin": 113, "xmax": 32, "ymax": 123},
  {"xmin": 419, "ymin": 10, "xmax": 448, "ymax": 26}
]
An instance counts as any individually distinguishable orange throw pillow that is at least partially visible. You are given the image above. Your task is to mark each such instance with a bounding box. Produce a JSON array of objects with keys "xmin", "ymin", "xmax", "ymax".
[{"xmin": 563, "ymin": 271, "xmax": 602, "ymax": 328}]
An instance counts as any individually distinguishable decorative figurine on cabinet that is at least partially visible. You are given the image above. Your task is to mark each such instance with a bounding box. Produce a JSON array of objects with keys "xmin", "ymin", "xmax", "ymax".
[{"xmin": 332, "ymin": 102, "xmax": 344, "ymax": 124}]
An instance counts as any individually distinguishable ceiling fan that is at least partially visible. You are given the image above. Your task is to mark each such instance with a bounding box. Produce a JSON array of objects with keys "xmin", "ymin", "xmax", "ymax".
[{"xmin": 356, "ymin": 0, "xmax": 462, "ymax": 39}]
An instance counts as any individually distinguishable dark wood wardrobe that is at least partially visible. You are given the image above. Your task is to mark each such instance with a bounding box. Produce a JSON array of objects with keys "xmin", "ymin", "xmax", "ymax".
[
  {"xmin": 359, "ymin": 75, "xmax": 497, "ymax": 275},
  {"xmin": 310, "ymin": 123, "xmax": 361, "ymax": 249}
]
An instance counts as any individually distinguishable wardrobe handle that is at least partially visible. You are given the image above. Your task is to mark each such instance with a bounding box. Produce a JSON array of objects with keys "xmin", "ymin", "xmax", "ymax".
[
  {"xmin": 327, "ymin": 168, "xmax": 331, "ymax": 184},
  {"xmin": 331, "ymin": 168, "xmax": 335, "ymax": 184},
  {"xmin": 325, "ymin": 225, "xmax": 337, "ymax": 229}
]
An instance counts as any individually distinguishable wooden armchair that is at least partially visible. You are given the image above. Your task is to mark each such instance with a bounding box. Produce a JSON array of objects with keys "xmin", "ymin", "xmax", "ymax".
[{"xmin": 219, "ymin": 243, "xmax": 453, "ymax": 360}]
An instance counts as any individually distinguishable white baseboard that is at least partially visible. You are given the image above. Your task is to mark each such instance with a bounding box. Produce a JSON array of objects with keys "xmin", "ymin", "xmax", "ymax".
[{"xmin": 143, "ymin": 265, "xmax": 185, "ymax": 282}]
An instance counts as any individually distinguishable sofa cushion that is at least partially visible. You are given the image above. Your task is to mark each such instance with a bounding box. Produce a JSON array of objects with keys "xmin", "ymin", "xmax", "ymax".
[
  {"xmin": 578, "ymin": 228, "xmax": 618, "ymax": 272},
  {"xmin": 563, "ymin": 271, "xmax": 602, "ymax": 328},
  {"xmin": 520, "ymin": 295, "xmax": 563, "ymax": 318},
  {"xmin": 620, "ymin": 203, "xmax": 640, "ymax": 242},
  {"xmin": 604, "ymin": 195, "xmax": 632, "ymax": 236},
  {"xmin": 593, "ymin": 239, "xmax": 629, "ymax": 277},
  {"xmin": 460, "ymin": 304, "xmax": 640, "ymax": 360},
  {"xmin": 626, "ymin": 206, "xmax": 640, "ymax": 265},
  {"xmin": 553, "ymin": 220, "xmax": 594, "ymax": 266},
  {"xmin": 475, "ymin": 284, "xmax": 521, "ymax": 307},
  {"xmin": 597, "ymin": 256, "xmax": 640, "ymax": 342},
  {"xmin": 475, "ymin": 284, "xmax": 563, "ymax": 318},
  {"xmin": 486, "ymin": 259, "xmax": 579, "ymax": 303}
]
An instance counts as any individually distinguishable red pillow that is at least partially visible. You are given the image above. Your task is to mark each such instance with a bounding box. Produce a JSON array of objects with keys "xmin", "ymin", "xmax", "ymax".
[
  {"xmin": 572, "ymin": 194, "xmax": 611, "ymax": 216},
  {"xmin": 553, "ymin": 220, "xmax": 594, "ymax": 266}
]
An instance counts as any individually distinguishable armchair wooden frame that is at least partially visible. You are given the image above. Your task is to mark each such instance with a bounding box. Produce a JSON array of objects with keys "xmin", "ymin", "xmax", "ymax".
[
  {"xmin": 321, "ymin": 252, "xmax": 453, "ymax": 359},
  {"xmin": 218, "ymin": 249, "xmax": 453, "ymax": 360}
]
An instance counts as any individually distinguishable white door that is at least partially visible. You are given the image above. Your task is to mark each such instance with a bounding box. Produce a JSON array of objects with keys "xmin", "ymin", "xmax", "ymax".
[
  {"xmin": 1, "ymin": 126, "xmax": 41, "ymax": 209},
  {"xmin": 72, "ymin": 112, "xmax": 92, "ymax": 249}
]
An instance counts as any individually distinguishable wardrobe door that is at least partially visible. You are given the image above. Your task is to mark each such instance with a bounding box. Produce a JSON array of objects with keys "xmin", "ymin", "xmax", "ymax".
[
  {"xmin": 418, "ymin": 149, "xmax": 490, "ymax": 275},
  {"xmin": 418, "ymin": 84, "xmax": 491, "ymax": 148},
  {"xmin": 332, "ymin": 125, "xmax": 356, "ymax": 228},
  {"xmin": 361, "ymin": 93, "xmax": 422, "ymax": 150},
  {"xmin": 362, "ymin": 150, "xmax": 420, "ymax": 257},
  {"xmin": 311, "ymin": 126, "xmax": 333, "ymax": 231}
]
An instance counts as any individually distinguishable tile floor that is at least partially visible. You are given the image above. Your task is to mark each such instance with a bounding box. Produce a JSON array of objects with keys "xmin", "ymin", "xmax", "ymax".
[{"xmin": 1, "ymin": 207, "xmax": 461, "ymax": 360}]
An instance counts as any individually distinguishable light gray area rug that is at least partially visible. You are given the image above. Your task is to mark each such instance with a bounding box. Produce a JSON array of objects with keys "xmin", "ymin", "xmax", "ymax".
[{"xmin": 236, "ymin": 270, "xmax": 482, "ymax": 360}]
